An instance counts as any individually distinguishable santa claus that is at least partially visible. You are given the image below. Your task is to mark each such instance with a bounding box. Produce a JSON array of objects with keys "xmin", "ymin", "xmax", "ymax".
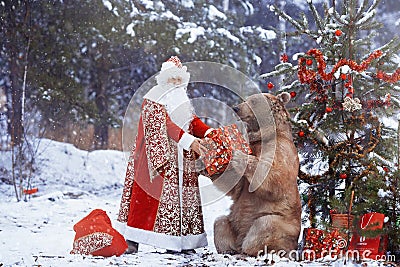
[{"xmin": 116, "ymin": 56, "xmax": 213, "ymax": 254}]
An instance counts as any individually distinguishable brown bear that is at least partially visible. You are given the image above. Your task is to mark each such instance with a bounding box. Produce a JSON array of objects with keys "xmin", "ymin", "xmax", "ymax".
[{"xmin": 209, "ymin": 92, "xmax": 301, "ymax": 257}]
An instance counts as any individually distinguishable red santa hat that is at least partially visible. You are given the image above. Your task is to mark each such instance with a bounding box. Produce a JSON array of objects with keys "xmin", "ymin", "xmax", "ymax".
[
  {"xmin": 156, "ymin": 56, "xmax": 190, "ymax": 86},
  {"xmin": 163, "ymin": 56, "xmax": 183, "ymax": 69}
]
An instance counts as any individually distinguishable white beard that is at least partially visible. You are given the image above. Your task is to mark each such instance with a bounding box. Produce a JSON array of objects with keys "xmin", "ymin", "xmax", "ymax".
[{"xmin": 143, "ymin": 84, "xmax": 194, "ymax": 131}]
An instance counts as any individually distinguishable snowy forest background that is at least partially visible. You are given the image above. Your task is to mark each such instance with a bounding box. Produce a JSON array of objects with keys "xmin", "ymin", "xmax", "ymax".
[
  {"xmin": 1, "ymin": 0, "xmax": 400, "ymax": 266},
  {"xmin": 2, "ymin": 0, "xmax": 400, "ymax": 152}
]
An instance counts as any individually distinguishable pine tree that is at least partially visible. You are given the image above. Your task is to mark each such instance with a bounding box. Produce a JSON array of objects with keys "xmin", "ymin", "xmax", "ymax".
[{"xmin": 261, "ymin": 0, "xmax": 400, "ymax": 254}]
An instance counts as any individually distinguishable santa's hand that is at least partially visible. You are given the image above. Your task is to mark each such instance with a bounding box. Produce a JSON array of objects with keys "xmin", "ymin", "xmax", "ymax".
[{"xmin": 190, "ymin": 139, "xmax": 207, "ymax": 157}]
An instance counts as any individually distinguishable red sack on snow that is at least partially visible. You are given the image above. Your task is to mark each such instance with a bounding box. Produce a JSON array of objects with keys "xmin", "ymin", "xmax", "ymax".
[
  {"xmin": 70, "ymin": 209, "xmax": 127, "ymax": 257},
  {"xmin": 348, "ymin": 212, "xmax": 387, "ymax": 259},
  {"xmin": 203, "ymin": 124, "xmax": 252, "ymax": 176}
]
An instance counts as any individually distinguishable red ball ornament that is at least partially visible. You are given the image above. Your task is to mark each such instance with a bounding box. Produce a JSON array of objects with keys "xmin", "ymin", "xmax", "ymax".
[
  {"xmin": 330, "ymin": 209, "xmax": 338, "ymax": 215},
  {"xmin": 335, "ymin": 29, "xmax": 342, "ymax": 36},
  {"xmin": 280, "ymin": 53, "xmax": 289, "ymax": 63},
  {"xmin": 377, "ymin": 71, "xmax": 384, "ymax": 79},
  {"xmin": 340, "ymin": 73, "xmax": 347, "ymax": 80},
  {"xmin": 383, "ymin": 166, "xmax": 389, "ymax": 173},
  {"xmin": 267, "ymin": 82, "xmax": 274, "ymax": 90},
  {"xmin": 306, "ymin": 59, "xmax": 313, "ymax": 66},
  {"xmin": 326, "ymin": 107, "xmax": 333, "ymax": 113},
  {"xmin": 298, "ymin": 131, "xmax": 305, "ymax": 137},
  {"xmin": 339, "ymin": 173, "xmax": 347, "ymax": 179},
  {"xmin": 290, "ymin": 91, "xmax": 297, "ymax": 98}
]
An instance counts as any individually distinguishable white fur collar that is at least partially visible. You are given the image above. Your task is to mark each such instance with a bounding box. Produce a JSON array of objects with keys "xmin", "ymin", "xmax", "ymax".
[
  {"xmin": 144, "ymin": 85, "xmax": 194, "ymax": 131},
  {"xmin": 143, "ymin": 61, "xmax": 194, "ymax": 131}
]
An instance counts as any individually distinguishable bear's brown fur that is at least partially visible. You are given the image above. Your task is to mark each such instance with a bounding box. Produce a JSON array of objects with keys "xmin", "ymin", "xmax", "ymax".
[{"xmin": 210, "ymin": 92, "xmax": 301, "ymax": 257}]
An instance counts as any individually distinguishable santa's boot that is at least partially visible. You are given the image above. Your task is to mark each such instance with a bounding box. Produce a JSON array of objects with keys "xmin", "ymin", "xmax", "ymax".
[
  {"xmin": 125, "ymin": 240, "xmax": 139, "ymax": 254},
  {"xmin": 166, "ymin": 249, "xmax": 196, "ymax": 254}
]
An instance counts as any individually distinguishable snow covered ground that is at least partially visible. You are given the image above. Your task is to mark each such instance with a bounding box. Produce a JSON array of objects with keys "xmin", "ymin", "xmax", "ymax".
[{"xmin": 0, "ymin": 139, "xmax": 397, "ymax": 266}]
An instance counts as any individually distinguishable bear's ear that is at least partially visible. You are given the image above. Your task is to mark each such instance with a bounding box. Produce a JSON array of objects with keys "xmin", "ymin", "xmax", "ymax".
[{"xmin": 277, "ymin": 92, "xmax": 291, "ymax": 105}]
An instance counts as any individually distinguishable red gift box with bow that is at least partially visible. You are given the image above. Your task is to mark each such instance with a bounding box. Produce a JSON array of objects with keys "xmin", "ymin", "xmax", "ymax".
[
  {"xmin": 203, "ymin": 124, "xmax": 252, "ymax": 176},
  {"xmin": 302, "ymin": 228, "xmax": 346, "ymax": 260}
]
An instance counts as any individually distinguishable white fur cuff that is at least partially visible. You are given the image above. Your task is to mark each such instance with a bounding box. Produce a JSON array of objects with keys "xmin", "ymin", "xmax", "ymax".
[{"xmin": 179, "ymin": 132, "xmax": 196, "ymax": 151}]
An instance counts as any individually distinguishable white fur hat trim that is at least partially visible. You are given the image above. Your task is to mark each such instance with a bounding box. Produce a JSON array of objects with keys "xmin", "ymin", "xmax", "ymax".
[{"xmin": 156, "ymin": 62, "xmax": 190, "ymax": 87}]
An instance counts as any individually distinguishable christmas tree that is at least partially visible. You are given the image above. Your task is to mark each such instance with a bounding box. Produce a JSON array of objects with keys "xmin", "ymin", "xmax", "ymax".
[{"xmin": 261, "ymin": 0, "xmax": 400, "ymax": 255}]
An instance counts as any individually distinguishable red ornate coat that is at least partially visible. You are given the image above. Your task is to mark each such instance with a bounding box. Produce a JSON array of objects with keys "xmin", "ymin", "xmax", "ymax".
[{"xmin": 117, "ymin": 99, "xmax": 210, "ymax": 251}]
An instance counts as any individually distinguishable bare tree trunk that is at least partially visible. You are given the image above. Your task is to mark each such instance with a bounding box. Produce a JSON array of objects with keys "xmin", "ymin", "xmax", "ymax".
[
  {"xmin": 94, "ymin": 92, "xmax": 108, "ymax": 149},
  {"xmin": 10, "ymin": 61, "xmax": 24, "ymax": 147},
  {"xmin": 5, "ymin": 0, "xmax": 31, "ymax": 201},
  {"xmin": 5, "ymin": 86, "xmax": 12, "ymax": 142},
  {"xmin": 93, "ymin": 50, "xmax": 110, "ymax": 150},
  {"xmin": 6, "ymin": 1, "xmax": 25, "ymax": 147},
  {"xmin": 8, "ymin": 4, "xmax": 25, "ymax": 201}
]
